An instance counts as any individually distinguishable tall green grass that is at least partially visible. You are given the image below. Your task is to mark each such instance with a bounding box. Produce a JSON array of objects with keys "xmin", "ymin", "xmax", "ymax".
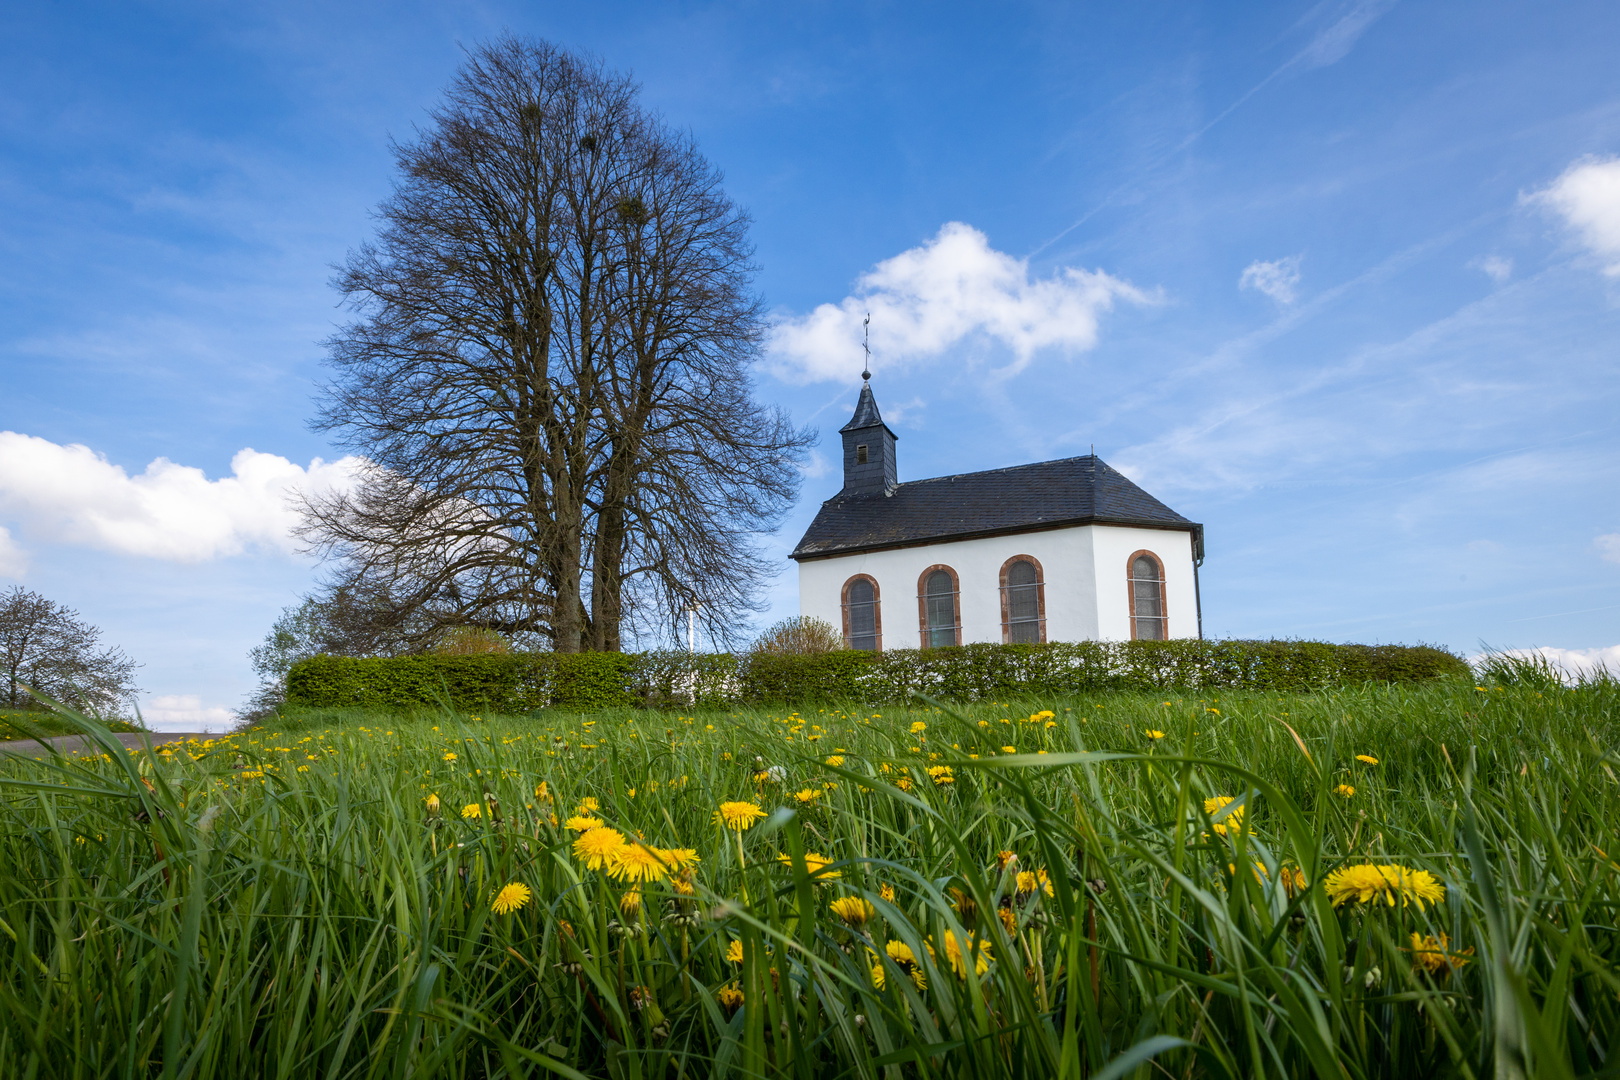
[{"xmin": 0, "ymin": 675, "xmax": 1615, "ymax": 1078}]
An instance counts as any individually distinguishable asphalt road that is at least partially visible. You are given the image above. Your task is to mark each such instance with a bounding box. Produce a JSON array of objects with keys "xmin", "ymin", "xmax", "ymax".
[{"xmin": 0, "ymin": 732, "xmax": 218, "ymax": 757}]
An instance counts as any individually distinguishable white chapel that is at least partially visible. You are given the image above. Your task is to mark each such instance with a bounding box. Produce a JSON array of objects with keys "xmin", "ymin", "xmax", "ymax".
[{"xmin": 791, "ymin": 378, "xmax": 1205, "ymax": 649}]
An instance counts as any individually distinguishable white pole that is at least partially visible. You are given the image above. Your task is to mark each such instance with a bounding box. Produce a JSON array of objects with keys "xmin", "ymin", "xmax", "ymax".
[{"xmin": 687, "ymin": 605, "xmax": 696, "ymax": 653}]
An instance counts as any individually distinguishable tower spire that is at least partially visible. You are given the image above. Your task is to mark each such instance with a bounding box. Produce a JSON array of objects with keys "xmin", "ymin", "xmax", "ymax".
[{"xmin": 861, "ymin": 311, "xmax": 871, "ymax": 383}]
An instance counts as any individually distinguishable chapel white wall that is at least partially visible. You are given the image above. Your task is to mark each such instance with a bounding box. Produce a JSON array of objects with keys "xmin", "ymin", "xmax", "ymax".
[
  {"xmin": 797, "ymin": 524, "xmax": 1198, "ymax": 649},
  {"xmin": 1088, "ymin": 525, "xmax": 1198, "ymax": 641}
]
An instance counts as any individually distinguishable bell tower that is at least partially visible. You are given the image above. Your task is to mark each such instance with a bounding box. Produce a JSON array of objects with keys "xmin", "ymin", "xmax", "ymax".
[{"xmin": 839, "ymin": 316, "xmax": 897, "ymax": 495}]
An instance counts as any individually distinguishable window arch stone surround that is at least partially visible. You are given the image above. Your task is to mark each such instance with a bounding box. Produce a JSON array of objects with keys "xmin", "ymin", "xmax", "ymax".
[
  {"xmin": 916, "ymin": 564, "xmax": 961, "ymax": 648},
  {"xmin": 840, "ymin": 573, "xmax": 882, "ymax": 651},
  {"xmin": 1126, "ymin": 549, "xmax": 1167, "ymax": 641},
  {"xmin": 999, "ymin": 554, "xmax": 1047, "ymax": 644}
]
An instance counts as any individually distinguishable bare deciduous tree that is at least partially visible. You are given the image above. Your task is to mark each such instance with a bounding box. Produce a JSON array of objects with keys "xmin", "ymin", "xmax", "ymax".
[
  {"xmin": 298, "ymin": 36, "xmax": 810, "ymax": 653},
  {"xmin": 0, "ymin": 587, "xmax": 140, "ymax": 713}
]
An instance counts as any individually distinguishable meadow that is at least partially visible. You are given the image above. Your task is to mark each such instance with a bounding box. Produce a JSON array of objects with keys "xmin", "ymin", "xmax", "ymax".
[{"xmin": 0, "ymin": 672, "xmax": 1615, "ymax": 1078}]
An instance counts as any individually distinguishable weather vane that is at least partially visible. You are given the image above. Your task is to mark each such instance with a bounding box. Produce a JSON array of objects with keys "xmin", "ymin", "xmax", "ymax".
[{"xmin": 861, "ymin": 312, "xmax": 871, "ymax": 382}]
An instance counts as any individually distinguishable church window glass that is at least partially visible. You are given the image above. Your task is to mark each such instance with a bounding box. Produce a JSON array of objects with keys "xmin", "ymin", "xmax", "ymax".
[
  {"xmin": 843, "ymin": 576, "xmax": 880, "ymax": 651},
  {"xmin": 1002, "ymin": 557, "xmax": 1044, "ymax": 643},
  {"xmin": 1129, "ymin": 553, "xmax": 1166, "ymax": 640},
  {"xmin": 921, "ymin": 568, "xmax": 959, "ymax": 648},
  {"xmin": 855, "ymin": 444, "xmax": 869, "ymax": 464}
]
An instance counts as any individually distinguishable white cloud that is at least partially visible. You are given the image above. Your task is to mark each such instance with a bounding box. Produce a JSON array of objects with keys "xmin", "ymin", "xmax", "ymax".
[
  {"xmin": 1470, "ymin": 255, "xmax": 1513, "ymax": 283},
  {"xmin": 799, "ymin": 450, "xmax": 831, "ymax": 480},
  {"xmin": 0, "ymin": 433, "xmax": 362, "ymax": 563},
  {"xmin": 1239, "ymin": 255, "xmax": 1303, "ymax": 304},
  {"xmin": 1528, "ymin": 156, "xmax": 1620, "ymax": 274},
  {"xmin": 1485, "ymin": 646, "xmax": 1620, "ymax": 682},
  {"xmin": 1596, "ymin": 533, "xmax": 1620, "ymax": 565},
  {"xmin": 142, "ymin": 694, "xmax": 235, "ymax": 732},
  {"xmin": 768, "ymin": 222, "xmax": 1147, "ymax": 383},
  {"xmin": 0, "ymin": 527, "xmax": 26, "ymax": 579}
]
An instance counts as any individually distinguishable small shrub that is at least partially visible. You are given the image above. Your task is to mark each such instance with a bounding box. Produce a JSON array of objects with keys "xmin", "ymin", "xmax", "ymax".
[
  {"xmin": 749, "ymin": 616, "xmax": 845, "ymax": 656},
  {"xmin": 430, "ymin": 627, "xmax": 511, "ymax": 656}
]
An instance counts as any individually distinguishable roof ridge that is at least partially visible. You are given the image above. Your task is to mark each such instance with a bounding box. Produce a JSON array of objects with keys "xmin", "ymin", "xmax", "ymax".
[{"xmin": 890, "ymin": 453, "xmax": 1101, "ymax": 488}]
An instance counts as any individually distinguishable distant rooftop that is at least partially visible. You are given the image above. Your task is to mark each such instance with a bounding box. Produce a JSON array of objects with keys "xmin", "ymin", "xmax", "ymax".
[{"xmin": 790, "ymin": 454, "xmax": 1202, "ymax": 561}]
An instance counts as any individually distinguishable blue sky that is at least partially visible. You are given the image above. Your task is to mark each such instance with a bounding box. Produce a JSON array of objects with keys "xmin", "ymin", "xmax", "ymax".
[{"xmin": 3, "ymin": 1, "xmax": 1619, "ymax": 728}]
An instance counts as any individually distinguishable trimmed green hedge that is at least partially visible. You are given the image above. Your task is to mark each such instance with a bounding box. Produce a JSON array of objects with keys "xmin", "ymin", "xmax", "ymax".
[{"xmin": 283, "ymin": 639, "xmax": 1468, "ymax": 713}]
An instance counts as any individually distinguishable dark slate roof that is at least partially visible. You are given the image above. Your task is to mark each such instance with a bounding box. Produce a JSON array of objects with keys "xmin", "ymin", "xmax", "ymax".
[
  {"xmin": 790, "ymin": 455, "xmax": 1201, "ymax": 561},
  {"xmin": 840, "ymin": 382, "xmax": 895, "ymax": 436}
]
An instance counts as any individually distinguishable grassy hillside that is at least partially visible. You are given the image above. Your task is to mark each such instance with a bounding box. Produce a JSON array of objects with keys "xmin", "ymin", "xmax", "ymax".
[
  {"xmin": 0, "ymin": 708, "xmax": 144, "ymax": 742},
  {"xmin": 0, "ymin": 675, "xmax": 1614, "ymax": 1077}
]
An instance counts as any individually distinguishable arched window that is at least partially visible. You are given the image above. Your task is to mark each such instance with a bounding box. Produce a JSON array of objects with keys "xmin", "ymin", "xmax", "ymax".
[
  {"xmin": 841, "ymin": 575, "xmax": 881, "ymax": 651},
  {"xmin": 1128, "ymin": 551, "xmax": 1167, "ymax": 641},
  {"xmin": 917, "ymin": 565, "xmax": 960, "ymax": 648},
  {"xmin": 1000, "ymin": 555, "xmax": 1046, "ymax": 644}
]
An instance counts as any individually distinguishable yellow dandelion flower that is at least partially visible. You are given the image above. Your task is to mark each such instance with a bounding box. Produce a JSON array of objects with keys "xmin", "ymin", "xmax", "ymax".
[
  {"xmin": 716, "ymin": 984, "xmax": 744, "ymax": 1011},
  {"xmin": 659, "ymin": 847, "xmax": 700, "ymax": 872},
  {"xmin": 994, "ymin": 850, "xmax": 1018, "ymax": 871},
  {"xmin": 491, "ymin": 882, "xmax": 532, "ymax": 914},
  {"xmin": 424, "ymin": 793, "xmax": 441, "ymax": 815},
  {"xmin": 777, "ymin": 851, "xmax": 841, "ymax": 878},
  {"xmin": 564, "ymin": 814, "xmax": 602, "ymax": 832},
  {"xmin": 725, "ymin": 939, "xmax": 744, "ymax": 964},
  {"xmin": 1204, "ymin": 796, "xmax": 1245, "ymax": 836},
  {"xmin": 1356, "ymin": 754, "xmax": 1379, "ymax": 765},
  {"xmin": 937, "ymin": 931, "xmax": 992, "ymax": 978},
  {"xmin": 871, "ymin": 940, "xmax": 929, "ymax": 990},
  {"xmin": 1323, "ymin": 864, "xmax": 1446, "ymax": 910},
  {"xmin": 1001, "ymin": 745, "xmax": 1017, "ymax": 754},
  {"xmin": 927, "ymin": 765, "xmax": 954, "ymax": 785},
  {"xmin": 1335, "ymin": 784, "xmax": 1356, "ymax": 798},
  {"xmin": 1410, "ymin": 932, "xmax": 1473, "ymax": 977},
  {"xmin": 1033, "ymin": 710, "xmax": 1055, "ymax": 721},
  {"xmin": 793, "ymin": 788, "xmax": 821, "ymax": 804},
  {"xmin": 618, "ymin": 888, "xmax": 642, "ymax": 918},
  {"xmin": 715, "ymin": 800, "xmax": 766, "ymax": 831},
  {"xmin": 576, "ymin": 796, "xmax": 599, "ymax": 814},
  {"xmin": 534, "ymin": 781, "xmax": 551, "ymax": 800},
  {"xmin": 1016, "ymin": 869, "xmax": 1054, "ymax": 898},
  {"xmin": 909, "ymin": 721, "xmax": 927, "ymax": 734},
  {"xmin": 573, "ymin": 827, "xmax": 627, "ymax": 871},
  {"xmin": 829, "ymin": 896, "xmax": 874, "ymax": 927},
  {"xmin": 879, "ymin": 882, "xmax": 896, "ymax": 902},
  {"xmin": 610, "ymin": 841, "xmax": 671, "ymax": 883},
  {"xmin": 1144, "ymin": 729, "xmax": 1167, "ymax": 740},
  {"xmin": 461, "ymin": 803, "xmax": 482, "ymax": 820},
  {"xmin": 895, "ymin": 776, "xmax": 913, "ymax": 791},
  {"xmin": 442, "ymin": 751, "xmax": 457, "ymax": 762}
]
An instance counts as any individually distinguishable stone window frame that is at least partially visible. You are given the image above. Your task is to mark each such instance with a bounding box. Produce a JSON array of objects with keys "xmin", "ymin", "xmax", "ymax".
[
  {"xmin": 916, "ymin": 564, "xmax": 962, "ymax": 648},
  {"xmin": 999, "ymin": 554, "xmax": 1047, "ymax": 644},
  {"xmin": 1126, "ymin": 550, "xmax": 1168, "ymax": 641},
  {"xmin": 840, "ymin": 573, "xmax": 883, "ymax": 652}
]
